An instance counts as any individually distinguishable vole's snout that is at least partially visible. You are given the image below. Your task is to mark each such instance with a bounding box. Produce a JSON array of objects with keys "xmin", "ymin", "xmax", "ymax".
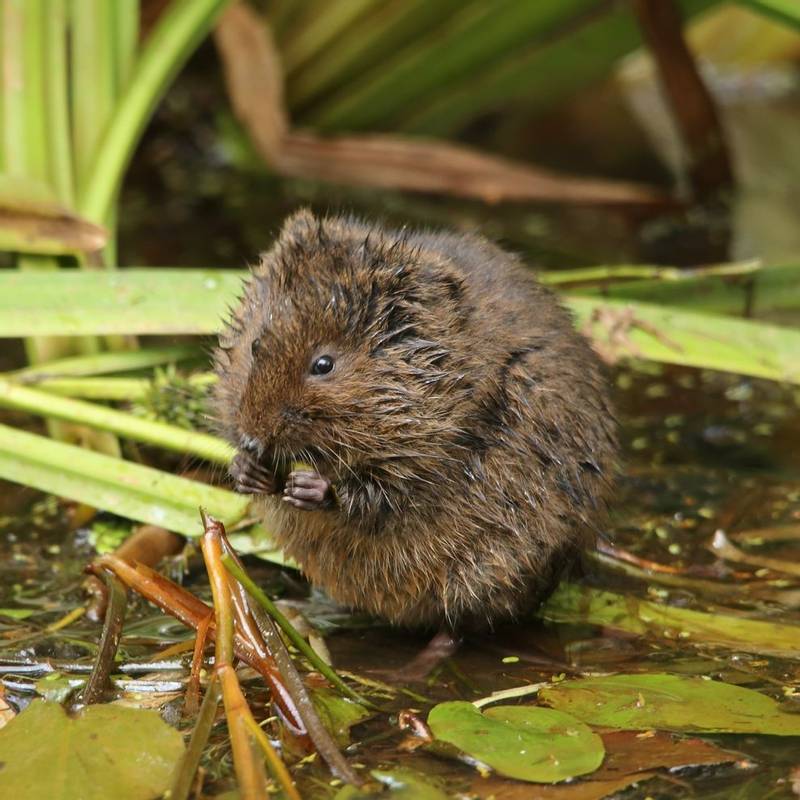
[
  {"xmin": 239, "ymin": 433, "xmax": 265, "ymax": 458},
  {"xmin": 272, "ymin": 407, "xmax": 313, "ymax": 451}
]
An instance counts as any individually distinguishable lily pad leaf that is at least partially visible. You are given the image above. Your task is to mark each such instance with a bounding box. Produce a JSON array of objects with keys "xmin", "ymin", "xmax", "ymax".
[
  {"xmin": 0, "ymin": 699, "xmax": 185, "ymax": 800},
  {"xmin": 335, "ymin": 768, "xmax": 449, "ymax": 799},
  {"xmin": 540, "ymin": 673, "xmax": 800, "ymax": 735},
  {"xmin": 427, "ymin": 700, "xmax": 605, "ymax": 783}
]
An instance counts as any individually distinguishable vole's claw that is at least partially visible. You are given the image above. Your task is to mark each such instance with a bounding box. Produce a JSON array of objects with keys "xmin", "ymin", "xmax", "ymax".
[
  {"xmin": 282, "ymin": 496, "xmax": 320, "ymax": 510},
  {"xmin": 283, "ymin": 470, "xmax": 333, "ymax": 510}
]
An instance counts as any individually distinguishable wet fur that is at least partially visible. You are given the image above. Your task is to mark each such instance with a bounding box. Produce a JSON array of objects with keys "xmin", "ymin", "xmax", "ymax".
[{"xmin": 213, "ymin": 210, "xmax": 617, "ymax": 631}]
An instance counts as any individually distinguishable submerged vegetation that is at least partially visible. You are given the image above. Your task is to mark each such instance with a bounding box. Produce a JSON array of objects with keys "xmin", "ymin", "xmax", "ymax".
[{"xmin": 0, "ymin": 0, "xmax": 800, "ymax": 798}]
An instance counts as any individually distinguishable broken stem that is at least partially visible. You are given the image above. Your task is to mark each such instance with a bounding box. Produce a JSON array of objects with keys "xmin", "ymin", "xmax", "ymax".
[
  {"xmin": 171, "ymin": 674, "xmax": 222, "ymax": 800},
  {"xmin": 222, "ymin": 554, "xmax": 371, "ymax": 707},
  {"xmin": 223, "ymin": 546, "xmax": 362, "ymax": 784},
  {"xmin": 94, "ymin": 554, "xmax": 306, "ymax": 731},
  {"xmin": 185, "ymin": 610, "xmax": 214, "ymax": 715},
  {"xmin": 202, "ymin": 511, "xmax": 299, "ymax": 800},
  {"xmin": 79, "ymin": 568, "xmax": 126, "ymax": 705}
]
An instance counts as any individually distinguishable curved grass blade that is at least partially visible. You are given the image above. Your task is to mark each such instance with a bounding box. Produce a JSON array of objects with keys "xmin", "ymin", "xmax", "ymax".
[
  {"xmin": 11, "ymin": 344, "xmax": 203, "ymax": 380},
  {"xmin": 0, "ymin": 423, "xmax": 249, "ymax": 539},
  {"xmin": 80, "ymin": 0, "xmax": 231, "ymax": 224},
  {"xmin": 0, "ymin": 378, "xmax": 234, "ymax": 464}
]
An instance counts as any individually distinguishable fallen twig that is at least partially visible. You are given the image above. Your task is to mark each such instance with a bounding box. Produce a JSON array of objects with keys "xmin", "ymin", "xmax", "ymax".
[{"xmin": 711, "ymin": 529, "xmax": 800, "ymax": 579}]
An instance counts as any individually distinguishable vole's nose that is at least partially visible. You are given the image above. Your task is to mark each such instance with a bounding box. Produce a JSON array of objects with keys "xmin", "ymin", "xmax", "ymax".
[{"xmin": 239, "ymin": 434, "xmax": 263, "ymax": 457}]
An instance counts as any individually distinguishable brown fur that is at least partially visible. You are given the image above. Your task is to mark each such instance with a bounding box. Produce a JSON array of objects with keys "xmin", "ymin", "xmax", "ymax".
[{"xmin": 213, "ymin": 210, "xmax": 617, "ymax": 631}]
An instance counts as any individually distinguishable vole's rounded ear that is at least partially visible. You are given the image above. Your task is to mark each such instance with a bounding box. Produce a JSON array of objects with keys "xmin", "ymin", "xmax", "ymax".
[
  {"xmin": 265, "ymin": 208, "xmax": 328, "ymax": 291},
  {"xmin": 279, "ymin": 208, "xmax": 319, "ymax": 244}
]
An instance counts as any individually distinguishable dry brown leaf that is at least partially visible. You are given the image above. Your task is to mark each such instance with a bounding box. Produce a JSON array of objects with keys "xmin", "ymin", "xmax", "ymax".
[
  {"xmin": 213, "ymin": 2, "xmax": 288, "ymax": 163},
  {"xmin": 214, "ymin": 2, "xmax": 675, "ymax": 209},
  {"xmin": 469, "ymin": 727, "xmax": 738, "ymax": 799},
  {"xmin": 0, "ymin": 210, "xmax": 107, "ymax": 255},
  {"xmin": 277, "ymin": 133, "xmax": 673, "ymax": 206},
  {"xmin": 471, "ymin": 772, "xmax": 657, "ymax": 800},
  {"xmin": 597, "ymin": 729, "xmax": 739, "ymax": 777}
]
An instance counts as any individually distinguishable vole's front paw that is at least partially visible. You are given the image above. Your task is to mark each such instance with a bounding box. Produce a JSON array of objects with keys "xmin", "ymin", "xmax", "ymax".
[
  {"xmin": 230, "ymin": 451, "xmax": 278, "ymax": 495},
  {"xmin": 283, "ymin": 470, "xmax": 334, "ymax": 511}
]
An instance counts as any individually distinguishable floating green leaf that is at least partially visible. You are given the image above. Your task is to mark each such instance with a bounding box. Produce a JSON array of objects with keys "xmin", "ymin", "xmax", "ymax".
[
  {"xmin": 540, "ymin": 673, "xmax": 800, "ymax": 735},
  {"xmin": 310, "ymin": 687, "xmax": 371, "ymax": 747},
  {"xmin": 87, "ymin": 520, "xmax": 132, "ymax": 554},
  {"xmin": 35, "ymin": 673, "xmax": 83, "ymax": 704},
  {"xmin": 427, "ymin": 700, "xmax": 604, "ymax": 783},
  {"xmin": 0, "ymin": 700, "xmax": 185, "ymax": 799},
  {"xmin": 335, "ymin": 768, "xmax": 450, "ymax": 799}
]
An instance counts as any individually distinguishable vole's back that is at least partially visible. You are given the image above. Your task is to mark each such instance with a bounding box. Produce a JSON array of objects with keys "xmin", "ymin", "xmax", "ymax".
[{"xmin": 216, "ymin": 211, "xmax": 617, "ymax": 631}]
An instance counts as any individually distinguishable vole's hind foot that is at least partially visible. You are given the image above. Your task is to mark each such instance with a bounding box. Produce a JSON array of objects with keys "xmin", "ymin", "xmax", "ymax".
[
  {"xmin": 283, "ymin": 470, "xmax": 334, "ymax": 511},
  {"xmin": 230, "ymin": 451, "xmax": 277, "ymax": 495},
  {"xmin": 373, "ymin": 629, "xmax": 462, "ymax": 685}
]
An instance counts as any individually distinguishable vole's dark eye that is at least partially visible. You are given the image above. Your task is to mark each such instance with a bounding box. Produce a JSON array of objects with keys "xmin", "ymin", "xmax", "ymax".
[
  {"xmin": 311, "ymin": 355, "xmax": 335, "ymax": 375},
  {"xmin": 251, "ymin": 337, "xmax": 261, "ymax": 356}
]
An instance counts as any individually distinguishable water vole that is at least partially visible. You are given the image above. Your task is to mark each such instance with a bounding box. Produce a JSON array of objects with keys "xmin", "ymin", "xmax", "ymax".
[{"xmin": 213, "ymin": 210, "xmax": 617, "ymax": 633}]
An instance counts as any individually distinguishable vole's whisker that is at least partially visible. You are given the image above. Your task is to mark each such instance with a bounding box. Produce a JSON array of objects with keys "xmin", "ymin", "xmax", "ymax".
[{"xmin": 321, "ymin": 442, "xmax": 360, "ymax": 485}]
